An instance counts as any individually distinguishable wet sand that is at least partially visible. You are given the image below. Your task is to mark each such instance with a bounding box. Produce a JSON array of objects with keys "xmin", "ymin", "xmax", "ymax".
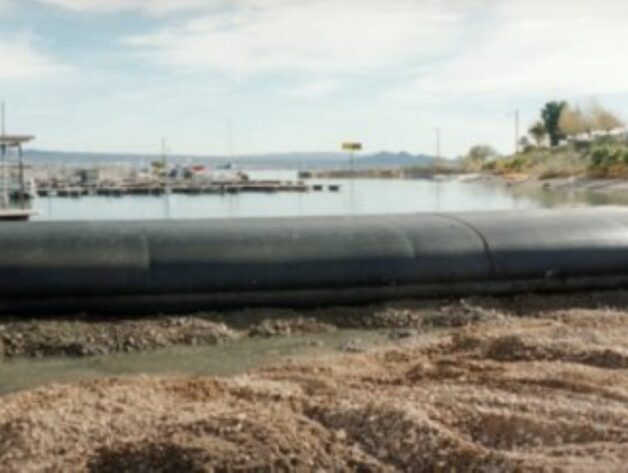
[{"xmin": 2, "ymin": 291, "xmax": 628, "ymax": 471}]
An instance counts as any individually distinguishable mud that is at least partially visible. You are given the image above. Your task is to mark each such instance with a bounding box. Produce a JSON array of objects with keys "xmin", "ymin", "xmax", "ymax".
[
  {"xmin": 0, "ymin": 293, "xmax": 512, "ymax": 359},
  {"xmin": 0, "ymin": 317, "xmax": 240, "ymax": 358},
  {"xmin": 2, "ymin": 294, "xmax": 628, "ymax": 471}
]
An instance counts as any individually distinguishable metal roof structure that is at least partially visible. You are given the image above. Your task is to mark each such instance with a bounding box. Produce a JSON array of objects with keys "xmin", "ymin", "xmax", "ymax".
[{"xmin": 0, "ymin": 135, "xmax": 35, "ymax": 147}]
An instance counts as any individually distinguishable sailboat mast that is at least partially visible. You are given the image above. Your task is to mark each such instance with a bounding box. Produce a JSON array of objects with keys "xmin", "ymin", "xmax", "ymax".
[{"xmin": 1, "ymin": 102, "xmax": 8, "ymax": 208}]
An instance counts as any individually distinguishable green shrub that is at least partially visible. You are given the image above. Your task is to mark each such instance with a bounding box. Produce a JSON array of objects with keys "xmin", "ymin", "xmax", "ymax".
[
  {"xmin": 503, "ymin": 157, "xmax": 525, "ymax": 172},
  {"xmin": 592, "ymin": 135, "xmax": 620, "ymax": 146},
  {"xmin": 587, "ymin": 143, "xmax": 628, "ymax": 176},
  {"xmin": 481, "ymin": 160, "xmax": 497, "ymax": 172}
]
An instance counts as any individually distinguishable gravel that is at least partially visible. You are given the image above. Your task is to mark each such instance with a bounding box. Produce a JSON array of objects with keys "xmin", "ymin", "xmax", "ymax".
[
  {"xmin": 0, "ymin": 317, "xmax": 240, "ymax": 358},
  {"xmin": 2, "ymin": 296, "xmax": 628, "ymax": 471},
  {"xmin": 2, "ymin": 290, "xmax": 628, "ymax": 360}
]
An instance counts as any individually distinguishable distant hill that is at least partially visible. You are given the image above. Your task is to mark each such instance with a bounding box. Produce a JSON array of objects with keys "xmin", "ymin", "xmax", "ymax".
[
  {"xmin": 23, "ymin": 149, "xmax": 434, "ymax": 170},
  {"xmin": 358, "ymin": 151, "xmax": 434, "ymax": 168}
]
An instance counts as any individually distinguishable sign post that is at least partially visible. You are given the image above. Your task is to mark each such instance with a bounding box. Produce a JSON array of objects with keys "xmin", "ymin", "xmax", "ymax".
[
  {"xmin": 341, "ymin": 142, "xmax": 362, "ymax": 215},
  {"xmin": 341, "ymin": 142, "xmax": 362, "ymax": 176}
]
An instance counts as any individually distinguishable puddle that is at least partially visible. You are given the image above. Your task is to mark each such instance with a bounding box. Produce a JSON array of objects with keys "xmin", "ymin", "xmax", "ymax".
[{"xmin": 0, "ymin": 329, "xmax": 387, "ymax": 395}]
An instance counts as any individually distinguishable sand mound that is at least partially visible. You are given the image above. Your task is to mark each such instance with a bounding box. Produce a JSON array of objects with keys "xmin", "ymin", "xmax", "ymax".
[{"xmin": 2, "ymin": 304, "xmax": 628, "ymax": 471}]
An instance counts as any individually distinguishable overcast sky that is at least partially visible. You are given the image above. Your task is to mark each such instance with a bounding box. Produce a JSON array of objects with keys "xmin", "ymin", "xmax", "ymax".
[{"xmin": 1, "ymin": 0, "xmax": 627, "ymax": 157}]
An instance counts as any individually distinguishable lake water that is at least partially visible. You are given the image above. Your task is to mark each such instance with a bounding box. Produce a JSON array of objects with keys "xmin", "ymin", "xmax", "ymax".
[{"xmin": 29, "ymin": 171, "xmax": 593, "ymax": 222}]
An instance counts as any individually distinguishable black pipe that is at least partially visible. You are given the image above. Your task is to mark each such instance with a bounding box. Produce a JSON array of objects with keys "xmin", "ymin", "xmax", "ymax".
[{"xmin": 1, "ymin": 208, "xmax": 628, "ymax": 314}]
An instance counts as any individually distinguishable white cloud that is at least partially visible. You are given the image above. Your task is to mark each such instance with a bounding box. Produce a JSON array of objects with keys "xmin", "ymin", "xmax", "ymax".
[
  {"xmin": 0, "ymin": 36, "xmax": 64, "ymax": 79},
  {"xmin": 392, "ymin": 0, "xmax": 628, "ymax": 100},
  {"xmin": 286, "ymin": 80, "xmax": 339, "ymax": 98},
  {"xmin": 35, "ymin": 0, "xmax": 207, "ymax": 14},
  {"xmin": 125, "ymin": 0, "xmax": 467, "ymax": 75}
]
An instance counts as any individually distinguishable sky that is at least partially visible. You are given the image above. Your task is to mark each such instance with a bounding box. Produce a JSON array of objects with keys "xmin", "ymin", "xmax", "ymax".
[{"xmin": 1, "ymin": 0, "xmax": 628, "ymax": 157}]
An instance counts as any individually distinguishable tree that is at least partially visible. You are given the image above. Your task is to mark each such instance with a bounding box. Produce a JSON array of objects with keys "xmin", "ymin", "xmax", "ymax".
[
  {"xmin": 591, "ymin": 104, "xmax": 623, "ymax": 132},
  {"xmin": 519, "ymin": 136, "xmax": 531, "ymax": 149},
  {"xmin": 528, "ymin": 121, "xmax": 547, "ymax": 146},
  {"xmin": 463, "ymin": 145, "xmax": 497, "ymax": 170},
  {"xmin": 558, "ymin": 102, "xmax": 623, "ymax": 138},
  {"xmin": 541, "ymin": 101, "xmax": 567, "ymax": 147},
  {"xmin": 559, "ymin": 105, "xmax": 590, "ymax": 137}
]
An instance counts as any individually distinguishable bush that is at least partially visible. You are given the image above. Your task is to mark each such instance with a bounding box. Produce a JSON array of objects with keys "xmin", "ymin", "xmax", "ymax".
[
  {"xmin": 587, "ymin": 144, "xmax": 628, "ymax": 177},
  {"xmin": 592, "ymin": 135, "xmax": 620, "ymax": 146},
  {"xmin": 481, "ymin": 160, "xmax": 497, "ymax": 172},
  {"xmin": 503, "ymin": 157, "xmax": 525, "ymax": 172}
]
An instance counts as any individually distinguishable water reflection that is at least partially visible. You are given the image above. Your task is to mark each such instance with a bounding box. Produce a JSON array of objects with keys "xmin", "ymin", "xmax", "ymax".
[{"xmin": 511, "ymin": 185, "xmax": 628, "ymax": 208}]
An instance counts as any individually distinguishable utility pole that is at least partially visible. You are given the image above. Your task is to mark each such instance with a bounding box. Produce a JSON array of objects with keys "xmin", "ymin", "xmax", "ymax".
[
  {"xmin": 1, "ymin": 102, "xmax": 8, "ymax": 208},
  {"xmin": 161, "ymin": 138, "xmax": 167, "ymax": 168},
  {"xmin": 435, "ymin": 127, "xmax": 441, "ymax": 161},
  {"xmin": 341, "ymin": 142, "xmax": 362, "ymax": 215},
  {"xmin": 160, "ymin": 138, "xmax": 170, "ymax": 188},
  {"xmin": 434, "ymin": 127, "xmax": 441, "ymax": 211},
  {"xmin": 514, "ymin": 109, "xmax": 520, "ymax": 154},
  {"xmin": 160, "ymin": 138, "xmax": 172, "ymax": 218},
  {"xmin": 226, "ymin": 118, "xmax": 235, "ymax": 162}
]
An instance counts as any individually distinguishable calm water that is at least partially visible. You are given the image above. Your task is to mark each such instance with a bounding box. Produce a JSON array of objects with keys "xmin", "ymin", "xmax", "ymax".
[{"xmin": 30, "ymin": 173, "xmax": 551, "ymax": 222}]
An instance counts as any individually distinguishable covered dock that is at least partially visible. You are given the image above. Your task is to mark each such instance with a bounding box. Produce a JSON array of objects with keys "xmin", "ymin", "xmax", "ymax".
[{"xmin": 0, "ymin": 134, "xmax": 35, "ymax": 221}]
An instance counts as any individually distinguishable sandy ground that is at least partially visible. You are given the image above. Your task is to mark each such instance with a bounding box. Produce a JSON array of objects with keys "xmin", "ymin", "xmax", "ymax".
[{"xmin": 2, "ymin": 292, "xmax": 628, "ymax": 471}]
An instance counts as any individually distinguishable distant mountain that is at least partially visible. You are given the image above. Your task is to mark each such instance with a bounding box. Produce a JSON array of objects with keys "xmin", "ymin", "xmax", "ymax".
[
  {"xmin": 358, "ymin": 151, "xmax": 434, "ymax": 168},
  {"xmin": 23, "ymin": 149, "xmax": 434, "ymax": 170}
]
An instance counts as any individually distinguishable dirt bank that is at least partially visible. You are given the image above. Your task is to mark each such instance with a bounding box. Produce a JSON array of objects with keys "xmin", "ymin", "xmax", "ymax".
[{"xmin": 2, "ymin": 295, "xmax": 628, "ymax": 471}]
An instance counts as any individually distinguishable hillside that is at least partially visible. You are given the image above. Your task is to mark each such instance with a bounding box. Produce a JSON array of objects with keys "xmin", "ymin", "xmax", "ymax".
[{"xmin": 466, "ymin": 137, "xmax": 628, "ymax": 180}]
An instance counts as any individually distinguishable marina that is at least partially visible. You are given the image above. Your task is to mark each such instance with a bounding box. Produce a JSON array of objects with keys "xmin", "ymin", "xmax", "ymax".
[{"xmin": 31, "ymin": 161, "xmax": 341, "ymax": 200}]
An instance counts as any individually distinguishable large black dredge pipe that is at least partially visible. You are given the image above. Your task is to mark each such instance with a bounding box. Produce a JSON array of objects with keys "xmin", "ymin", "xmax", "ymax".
[{"xmin": 2, "ymin": 208, "xmax": 628, "ymax": 314}]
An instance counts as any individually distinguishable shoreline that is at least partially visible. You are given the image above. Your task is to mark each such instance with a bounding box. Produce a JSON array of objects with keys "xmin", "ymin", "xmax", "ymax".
[
  {"xmin": 475, "ymin": 172, "xmax": 628, "ymax": 194},
  {"xmin": 303, "ymin": 166, "xmax": 628, "ymax": 197}
]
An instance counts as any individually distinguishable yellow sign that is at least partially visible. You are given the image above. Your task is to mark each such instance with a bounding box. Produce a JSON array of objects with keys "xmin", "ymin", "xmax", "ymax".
[{"xmin": 342, "ymin": 142, "xmax": 362, "ymax": 151}]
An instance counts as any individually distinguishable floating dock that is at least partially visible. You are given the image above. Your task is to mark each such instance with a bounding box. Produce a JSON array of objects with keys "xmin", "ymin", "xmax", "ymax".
[
  {"xmin": 37, "ymin": 180, "xmax": 322, "ymax": 198},
  {"xmin": 0, "ymin": 209, "xmax": 35, "ymax": 221}
]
